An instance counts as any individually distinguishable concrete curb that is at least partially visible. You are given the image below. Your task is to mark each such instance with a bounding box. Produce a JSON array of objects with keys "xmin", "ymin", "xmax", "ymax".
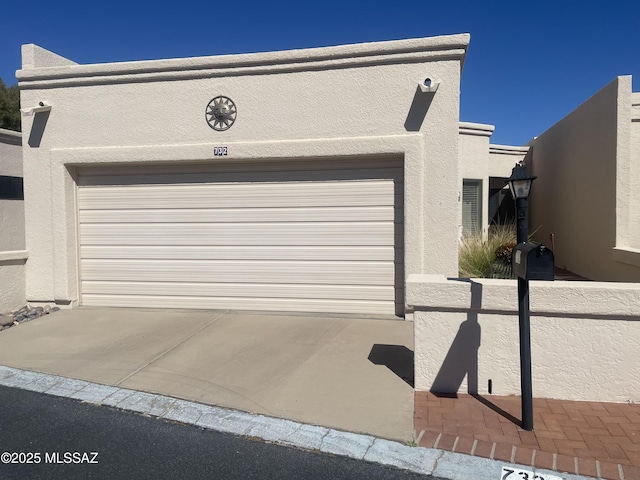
[{"xmin": 0, "ymin": 366, "xmax": 593, "ymax": 480}]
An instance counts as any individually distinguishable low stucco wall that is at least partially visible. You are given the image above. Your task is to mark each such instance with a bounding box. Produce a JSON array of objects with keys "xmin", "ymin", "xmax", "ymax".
[
  {"xmin": 407, "ymin": 274, "xmax": 640, "ymax": 403},
  {"xmin": 0, "ymin": 200, "xmax": 25, "ymax": 253},
  {"xmin": 0, "ymin": 251, "xmax": 27, "ymax": 312}
]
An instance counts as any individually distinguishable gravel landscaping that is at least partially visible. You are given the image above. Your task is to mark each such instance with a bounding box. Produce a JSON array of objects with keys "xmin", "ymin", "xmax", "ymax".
[{"xmin": 0, "ymin": 305, "xmax": 60, "ymax": 331}]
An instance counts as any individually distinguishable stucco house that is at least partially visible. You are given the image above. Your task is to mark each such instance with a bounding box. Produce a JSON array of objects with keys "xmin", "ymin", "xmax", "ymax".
[
  {"xmin": 17, "ymin": 35, "xmax": 474, "ymax": 317},
  {"xmin": 15, "ymin": 33, "xmax": 640, "ymax": 320},
  {"xmin": 12, "ymin": 35, "xmax": 640, "ymax": 405},
  {"xmin": 0, "ymin": 128, "xmax": 26, "ymax": 311}
]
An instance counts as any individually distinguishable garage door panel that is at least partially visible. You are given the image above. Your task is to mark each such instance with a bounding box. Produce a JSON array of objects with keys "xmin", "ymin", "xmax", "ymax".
[
  {"xmin": 79, "ymin": 166, "xmax": 404, "ymax": 187},
  {"xmin": 81, "ymin": 245, "xmax": 400, "ymax": 261},
  {"xmin": 80, "ymin": 223, "xmax": 398, "ymax": 246},
  {"xmin": 81, "ymin": 281, "xmax": 396, "ymax": 301},
  {"xmin": 78, "ymin": 181, "xmax": 400, "ymax": 210},
  {"xmin": 78, "ymin": 206, "xmax": 397, "ymax": 224},
  {"xmin": 81, "ymin": 295, "xmax": 396, "ymax": 315},
  {"xmin": 78, "ymin": 162, "xmax": 404, "ymax": 315},
  {"xmin": 81, "ymin": 259, "xmax": 395, "ymax": 285}
]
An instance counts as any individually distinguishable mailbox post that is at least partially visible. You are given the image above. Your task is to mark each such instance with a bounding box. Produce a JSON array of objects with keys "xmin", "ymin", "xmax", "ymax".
[
  {"xmin": 507, "ymin": 163, "xmax": 537, "ymax": 431},
  {"xmin": 511, "ymin": 242, "xmax": 554, "ymax": 431}
]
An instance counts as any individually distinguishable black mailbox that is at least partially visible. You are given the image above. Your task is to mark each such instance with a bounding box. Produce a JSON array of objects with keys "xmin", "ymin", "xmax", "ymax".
[{"xmin": 512, "ymin": 243, "xmax": 555, "ymax": 281}]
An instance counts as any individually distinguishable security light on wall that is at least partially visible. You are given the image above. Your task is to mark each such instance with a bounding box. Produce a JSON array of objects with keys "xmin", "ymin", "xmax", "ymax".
[
  {"xmin": 418, "ymin": 77, "xmax": 440, "ymax": 93},
  {"xmin": 20, "ymin": 102, "xmax": 51, "ymax": 116}
]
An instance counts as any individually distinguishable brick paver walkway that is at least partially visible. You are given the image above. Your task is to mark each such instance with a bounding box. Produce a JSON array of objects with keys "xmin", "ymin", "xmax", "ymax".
[{"xmin": 414, "ymin": 392, "xmax": 640, "ymax": 479}]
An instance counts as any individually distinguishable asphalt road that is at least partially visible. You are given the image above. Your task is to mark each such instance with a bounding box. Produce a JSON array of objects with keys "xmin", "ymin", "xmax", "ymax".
[{"xmin": 0, "ymin": 385, "xmax": 444, "ymax": 480}]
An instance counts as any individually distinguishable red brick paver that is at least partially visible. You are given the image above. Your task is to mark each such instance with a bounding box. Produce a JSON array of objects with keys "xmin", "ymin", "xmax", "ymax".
[{"xmin": 414, "ymin": 392, "xmax": 640, "ymax": 480}]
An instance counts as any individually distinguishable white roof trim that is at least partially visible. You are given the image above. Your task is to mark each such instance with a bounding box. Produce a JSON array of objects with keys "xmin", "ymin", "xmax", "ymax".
[
  {"xmin": 0, "ymin": 128, "xmax": 22, "ymax": 146},
  {"xmin": 459, "ymin": 121, "xmax": 495, "ymax": 137},
  {"xmin": 489, "ymin": 144, "xmax": 530, "ymax": 155},
  {"xmin": 0, "ymin": 250, "xmax": 28, "ymax": 262},
  {"xmin": 18, "ymin": 34, "xmax": 470, "ymax": 89}
]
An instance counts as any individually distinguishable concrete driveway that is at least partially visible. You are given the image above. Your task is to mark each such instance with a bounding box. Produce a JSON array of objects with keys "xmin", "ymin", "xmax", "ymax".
[{"xmin": 0, "ymin": 308, "xmax": 414, "ymax": 441}]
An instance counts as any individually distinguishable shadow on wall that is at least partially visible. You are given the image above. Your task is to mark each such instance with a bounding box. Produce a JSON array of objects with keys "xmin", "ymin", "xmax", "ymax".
[
  {"xmin": 430, "ymin": 311, "xmax": 481, "ymax": 394},
  {"xmin": 404, "ymin": 86, "xmax": 434, "ymax": 132},
  {"xmin": 430, "ymin": 280, "xmax": 482, "ymax": 394},
  {"xmin": 368, "ymin": 344, "xmax": 414, "ymax": 387},
  {"xmin": 430, "ymin": 279, "xmax": 523, "ymax": 426},
  {"xmin": 28, "ymin": 111, "xmax": 50, "ymax": 148}
]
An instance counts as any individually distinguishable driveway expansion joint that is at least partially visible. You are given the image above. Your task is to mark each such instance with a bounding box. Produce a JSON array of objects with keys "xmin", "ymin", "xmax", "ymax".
[{"xmin": 114, "ymin": 309, "xmax": 230, "ymax": 386}]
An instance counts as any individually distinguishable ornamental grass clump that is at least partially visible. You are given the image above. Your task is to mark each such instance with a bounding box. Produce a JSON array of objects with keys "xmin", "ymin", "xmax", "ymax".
[
  {"xmin": 458, "ymin": 232, "xmax": 497, "ymax": 278},
  {"xmin": 458, "ymin": 224, "xmax": 518, "ymax": 278}
]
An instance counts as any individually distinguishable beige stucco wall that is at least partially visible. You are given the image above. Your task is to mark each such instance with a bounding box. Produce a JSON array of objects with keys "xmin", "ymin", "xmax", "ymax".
[
  {"xmin": 18, "ymin": 36, "xmax": 469, "ymax": 308},
  {"xmin": 0, "ymin": 253, "xmax": 26, "ymax": 312},
  {"xmin": 0, "ymin": 129, "xmax": 26, "ymax": 311},
  {"xmin": 408, "ymin": 274, "xmax": 640, "ymax": 403},
  {"xmin": 458, "ymin": 122, "xmax": 528, "ymax": 235},
  {"xmin": 487, "ymin": 144, "xmax": 529, "ymax": 177},
  {"xmin": 529, "ymin": 76, "xmax": 640, "ymax": 281},
  {"xmin": 0, "ymin": 129, "xmax": 23, "ymax": 176},
  {"xmin": 624, "ymin": 92, "xmax": 640, "ymax": 264}
]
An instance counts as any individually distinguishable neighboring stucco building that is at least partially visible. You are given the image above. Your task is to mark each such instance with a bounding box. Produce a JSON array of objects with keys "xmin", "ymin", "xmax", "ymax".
[
  {"xmin": 528, "ymin": 76, "xmax": 640, "ymax": 281},
  {"xmin": 0, "ymin": 128, "xmax": 26, "ymax": 311},
  {"xmin": 458, "ymin": 122, "xmax": 528, "ymax": 236},
  {"xmin": 18, "ymin": 35, "xmax": 470, "ymax": 316}
]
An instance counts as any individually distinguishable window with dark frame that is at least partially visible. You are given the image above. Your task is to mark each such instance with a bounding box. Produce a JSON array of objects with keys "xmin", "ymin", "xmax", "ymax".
[{"xmin": 0, "ymin": 176, "xmax": 24, "ymax": 200}]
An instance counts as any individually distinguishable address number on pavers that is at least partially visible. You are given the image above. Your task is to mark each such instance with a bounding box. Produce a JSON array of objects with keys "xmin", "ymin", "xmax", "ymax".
[{"xmin": 501, "ymin": 467, "xmax": 564, "ymax": 480}]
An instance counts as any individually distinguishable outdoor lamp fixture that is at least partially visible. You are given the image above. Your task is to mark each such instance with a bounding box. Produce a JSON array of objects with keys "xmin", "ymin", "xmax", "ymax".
[
  {"xmin": 418, "ymin": 77, "xmax": 441, "ymax": 93},
  {"xmin": 20, "ymin": 101, "xmax": 51, "ymax": 116},
  {"xmin": 507, "ymin": 162, "xmax": 537, "ymax": 431},
  {"xmin": 508, "ymin": 161, "xmax": 537, "ymax": 245}
]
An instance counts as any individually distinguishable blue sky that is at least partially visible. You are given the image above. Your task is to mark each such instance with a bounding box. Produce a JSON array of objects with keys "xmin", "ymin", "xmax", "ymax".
[{"xmin": 1, "ymin": 0, "xmax": 638, "ymax": 145}]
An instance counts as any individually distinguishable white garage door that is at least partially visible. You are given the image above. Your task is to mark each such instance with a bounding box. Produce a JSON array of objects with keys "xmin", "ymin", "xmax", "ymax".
[{"xmin": 77, "ymin": 159, "xmax": 404, "ymax": 315}]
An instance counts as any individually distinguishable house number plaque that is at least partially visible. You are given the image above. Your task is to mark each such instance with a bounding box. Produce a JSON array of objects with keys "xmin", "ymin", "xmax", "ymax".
[{"xmin": 213, "ymin": 147, "xmax": 228, "ymax": 156}]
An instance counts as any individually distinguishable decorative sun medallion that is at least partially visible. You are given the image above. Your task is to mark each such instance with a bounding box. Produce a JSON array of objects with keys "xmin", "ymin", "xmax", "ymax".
[{"xmin": 206, "ymin": 96, "xmax": 237, "ymax": 131}]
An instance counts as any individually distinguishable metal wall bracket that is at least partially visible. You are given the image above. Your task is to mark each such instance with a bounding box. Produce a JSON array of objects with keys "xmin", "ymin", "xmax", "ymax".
[
  {"xmin": 418, "ymin": 78, "xmax": 440, "ymax": 93},
  {"xmin": 21, "ymin": 103, "xmax": 51, "ymax": 116}
]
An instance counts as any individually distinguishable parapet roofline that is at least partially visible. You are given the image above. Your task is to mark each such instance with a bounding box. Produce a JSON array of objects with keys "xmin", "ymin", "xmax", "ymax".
[
  {"xmin": 459, "ymin": 122, "xmax": 495, "ymax": 137},
  {"xmin": 490, "ymin": 144, "xmax": 530, "ymax": 155},
  {"xmin": 17, "ymin": 34, "xmax": 470, "ymax": 88},
  {"xmin": 0, "ymin": 128, "xmax": 22, "ymax": 146}
]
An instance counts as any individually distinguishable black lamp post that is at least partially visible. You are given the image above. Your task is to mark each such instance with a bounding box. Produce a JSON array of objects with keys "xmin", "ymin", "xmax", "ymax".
[{"xmin": 507, "ymin": 163, "xmax": 537, "ymax": 431}]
